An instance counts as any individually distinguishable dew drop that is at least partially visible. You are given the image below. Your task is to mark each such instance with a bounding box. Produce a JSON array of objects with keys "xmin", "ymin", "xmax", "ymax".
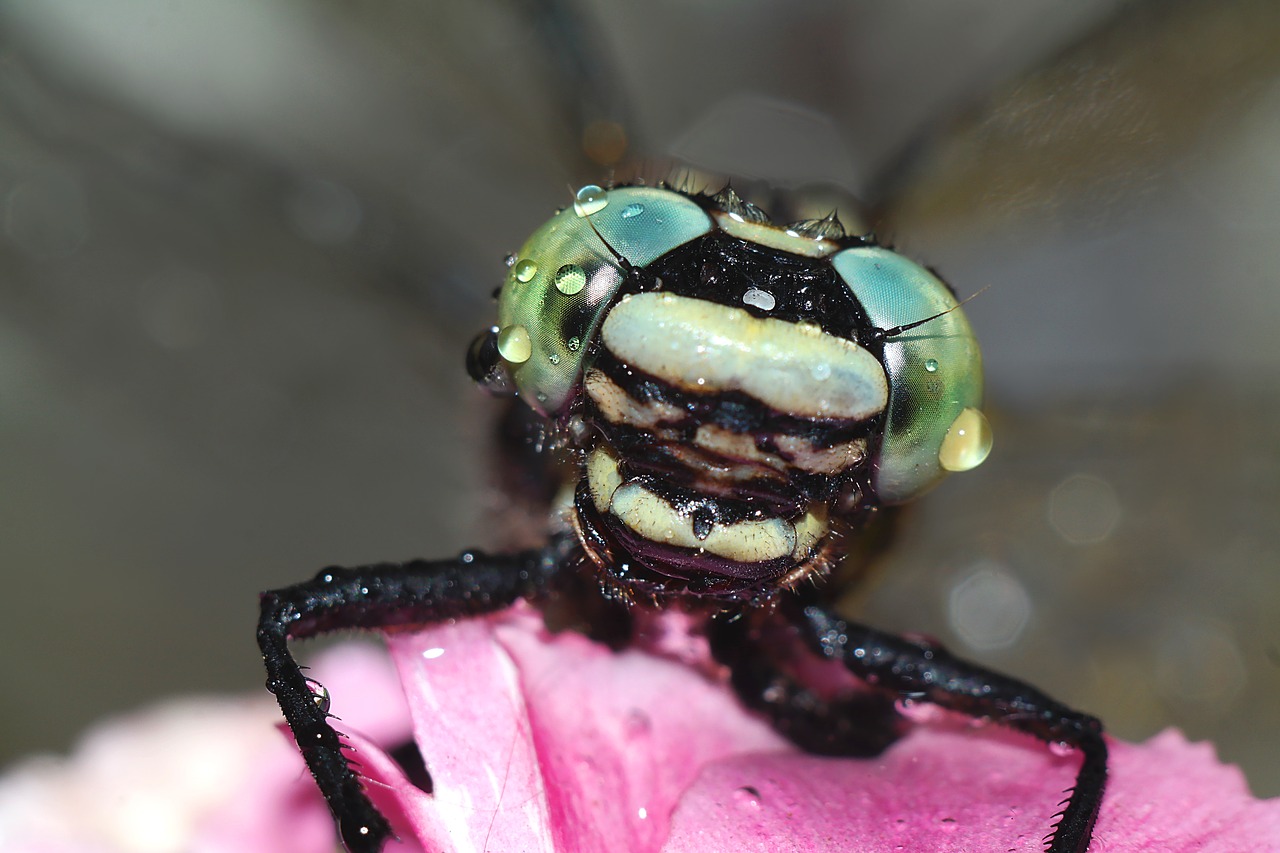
[
  {"xmin": 938, "ymin": 407, "xmax": 993, "ymax": 472},
  {"xmin": 1048, "ymin": 741, "xmax": 1076, "ymax": 757},
  {"xmin": 733, "ymin": 786, "xmax": 762, "ymax": 809},
  {"xmin": 810, "ymin": 362, "xmax": 832, "ymax": 381},
  {"xmin": 742, "ymin": 287, "xmax": 776, "ymax": 311},
  {"xmin": 304, "ymin": 678, "xmax": 331, "ymax": 714},
  {"xmin": 497, "ymin": 325, "xmax": 532, "ymax": 363},
  {"xmin": 554, "ymin": 263, "xmax": 587, "ymax": 295},
  {"xmin": 574, "ymin": 184, "xmax": 609, "ymax": 217},
  {"xmin": 503, "ymin": 253, "xmax": 517, "ymax": 268},
  {"xmin": 547, "ymin": 352, "xmax": 561, "ymax": 365},
  {"xmin": 624, "ymin": 709, "xmax": 652, "ymax": 738},
  {"xmin": 621, "ymin": 202, "xmax": 645, "ymax": 219},
  {"xmin": 924, "ymin": 358, "xmax": 939, "ymax": 373},
  {"xmin": 514, "ymin": 259, "xmax": 538, "ymax": 282},
  {"xmin": 566, "ymin": 336, "xmax": 581, "ymax": 352}
]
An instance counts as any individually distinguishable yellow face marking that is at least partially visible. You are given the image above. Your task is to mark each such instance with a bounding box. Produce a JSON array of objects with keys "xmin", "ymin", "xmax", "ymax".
[
  {"xmin": 712, "ymin": 211, "xmax": 842, "ymax": 258},
  {"xmin": 584, "ymin": 369, "xmax": 684, "ymax": 428},
  {"xmin": 692, "ymin": 424, "xmax": 780, "ymax": 467},
  {"xmin": 773, "ymin": 435, "xmax": 867, "ymax": 475},
  {"xmin": 601, "ymin": 293, "xmax": 888, "ymax": 421}
]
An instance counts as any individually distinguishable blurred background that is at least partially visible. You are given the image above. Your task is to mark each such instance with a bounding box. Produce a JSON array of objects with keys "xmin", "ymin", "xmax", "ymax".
[{"xmin": 2, "ymin": 0, "xmax": 1277, "ymax": 800}]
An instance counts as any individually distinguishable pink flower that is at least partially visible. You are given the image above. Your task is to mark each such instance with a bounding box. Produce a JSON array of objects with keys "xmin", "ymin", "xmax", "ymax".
[{"xmin": 2, "ymin": 606, "xmax": 1277, "ymax": 852}]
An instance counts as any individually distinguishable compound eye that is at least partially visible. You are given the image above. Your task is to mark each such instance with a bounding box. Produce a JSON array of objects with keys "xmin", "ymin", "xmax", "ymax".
[
  {"xmin": 832, "ymin": 246, "xmax": 991, "ymax": 503},
  {"xmin": 493, "ymin": 186, "xmax": 712, "ymax": 415},
  {"xmin": 465, "ymin": 327, "xmax": 517, "ymax": 397}
]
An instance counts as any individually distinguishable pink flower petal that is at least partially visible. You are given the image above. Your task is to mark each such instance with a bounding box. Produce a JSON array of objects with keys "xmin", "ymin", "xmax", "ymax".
[
  {"xmin": 2, "ymin": 613, "xmax": 1275, "ymax": 853},
  {"xmin": 369, "ymin": 607, "xmax": 1280, "ymax": 853},
  {"xmin": 0, "ymin": 698, "xmax": 335, "ymax": 853}
]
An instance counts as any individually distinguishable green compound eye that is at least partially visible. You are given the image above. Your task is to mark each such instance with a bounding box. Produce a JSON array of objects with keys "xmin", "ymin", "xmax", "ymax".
[
  {"xmin": 832, "ymin": 246, "xmax": 991, "ymax": 503},
  {"xmin": 494, "ymin": 186, "xmax": 713, "ymax": 415}
]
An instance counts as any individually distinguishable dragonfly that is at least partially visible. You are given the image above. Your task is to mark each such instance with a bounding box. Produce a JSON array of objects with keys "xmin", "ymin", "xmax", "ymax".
[
  {"xmin": 254, "ymin": 2, "xmax": 1278, "ymax": 851},
  {"xmin": 1, "ymin": 0, "xmax": 1275, "ymax": 849}
]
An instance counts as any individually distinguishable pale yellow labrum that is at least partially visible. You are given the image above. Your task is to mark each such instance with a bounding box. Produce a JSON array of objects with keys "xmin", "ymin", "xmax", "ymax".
[
  {"xmin": 585, "ymin": 446, "xmax": 829, "ymax": 564},
  {"xmin": 601, "ymin": 294, "xmax": 888, "ymax": 421},
  {"xmin": 587, "ymin": 445, "xmax": 625, "ymax": 513},
  {"xmin": 609, "ymin": 482, "xmax": 796, "ymax": 563}
]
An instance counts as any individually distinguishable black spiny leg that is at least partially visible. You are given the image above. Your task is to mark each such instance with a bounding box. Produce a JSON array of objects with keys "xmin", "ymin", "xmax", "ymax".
[
  {"xmin": 708, "ymin": 615, "xmax": 907, "ymax": 757},
  {"xmin": 794, "ymin": 605, "xmax": 1106, "ymax": 853},
  {"xmin": 257, "ymin": 548, "xmax": 558, "ymax": 853}
]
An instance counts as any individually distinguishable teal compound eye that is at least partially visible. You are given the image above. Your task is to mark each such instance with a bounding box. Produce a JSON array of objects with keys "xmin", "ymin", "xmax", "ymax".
[
  {"xmin": 470, "ymin": 185, "xmax": 713, "ymax": 416},
  {"xmin": 832, "ymin": 246, "xmax": 992, "ymax": 504}
]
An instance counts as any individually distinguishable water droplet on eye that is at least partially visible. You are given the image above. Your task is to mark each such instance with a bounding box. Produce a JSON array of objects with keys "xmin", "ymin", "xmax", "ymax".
[
  {"xmin": 304, "ymin": 678, "xmax": 331, "ymax": 713},
  {"xmin": 938, "ymin": 407, "xmax": 993, "ymax": 472},
  {"xmin": 554, "ymin": 263, "xmax": 587, "ymax": 295},
  {"xmin": 497, "ymin": 325, "xmax": 532, "ymax": 363},
  {"xmin": 574, "ymin": 184, "xmax": 609, "ymax": 217},
  {"xmin": 566, "ymin": 336, "xmax": 581, "ymax": 352},
  {"xmin": 621, "ymin": 202, "xmax": 645, "ymax": 218},
  {"xmin": 514, "ymin": 259, "xmax": 538, "ymax": 282},
  {"xmin": 810, "ymin": 362, "xmax": 832, "ymax": 381},
  {"xmin": 742, "ymin": 287, "xmax": 776, "ymax": 311},
  {"xmin": 547, "ymin": 352, "xmax": 561, "ymax": 365},
  {"xmin": 733, "ymin": 786, "xmax": 762, "ymax": 808},
  {"xmin": 924, "ymin": 358, "xmax": 939, "ymax": 373}
]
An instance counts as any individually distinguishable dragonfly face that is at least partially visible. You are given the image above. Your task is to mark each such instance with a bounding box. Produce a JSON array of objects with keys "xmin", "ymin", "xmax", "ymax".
[{"xmin": 469, "ymin": 183, "xmax": 990, "ymax": 601}]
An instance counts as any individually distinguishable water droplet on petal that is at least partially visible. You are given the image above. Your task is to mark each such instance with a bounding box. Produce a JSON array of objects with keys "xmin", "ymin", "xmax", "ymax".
[
  {"xmin": 938, "ymin": 407, "xmax": 992, "ymax": 472},
  {"xmin": 733, "ymin": 786, "xmax": 762, "ymax": 809},
  {"xmin": 497, "ymin": 325, "xmax": 532, "ymax": 363},
  {"xmin": 554, "ymin": 263, "xmax": 587, "ymax": 295},
  {"xmin": 624, "ymin": 709, "xmax": 652, "ymax": 738},
  {"xmin": 574, "ymin": 184, "xmax": 609, "ymax": 217},
  {"xmin": 514, "ymin": 259, "xmax": 538, "ymax": 282}
]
